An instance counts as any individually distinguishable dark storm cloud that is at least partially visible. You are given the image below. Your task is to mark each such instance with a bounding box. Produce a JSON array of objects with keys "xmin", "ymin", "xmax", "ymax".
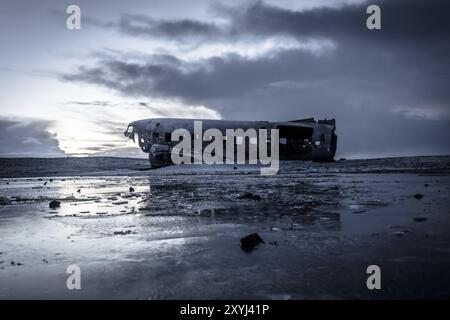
[
  {"xmin": 0, "ymin": 118, "xmax": 64, "ymax": 156},
  {"xmin": 112, "ymin": 0, "xmax": 450, "ymax": 41},
  {"xmin": 62, "ymin": 42, "xmax": 450, "ymax": 107},
  {"xmin": 63, "ymin": 0, "xmax": 450, "ymax": 157},
  {"xmin": 64, "ymin": 0, "xmax": 450, "ymax": 101},
  {"xmin": 118, "ymin": 14, "xmax": 223, "ymax": 40},
  {"xmin": 233, "ymin": 0, "xmax": 450, "ymax": 40}
]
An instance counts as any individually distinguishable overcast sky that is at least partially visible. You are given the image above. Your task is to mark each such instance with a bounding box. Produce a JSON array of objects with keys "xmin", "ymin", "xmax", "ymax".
[{"xmin": 0, "ymin": 0, "xmax": 449, "ymax": 158}]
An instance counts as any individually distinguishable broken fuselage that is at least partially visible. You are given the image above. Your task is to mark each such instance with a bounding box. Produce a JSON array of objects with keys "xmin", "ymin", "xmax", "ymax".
[{"xmin": 124, "ymin": 118, "xmax": 337, "ymax": 168}]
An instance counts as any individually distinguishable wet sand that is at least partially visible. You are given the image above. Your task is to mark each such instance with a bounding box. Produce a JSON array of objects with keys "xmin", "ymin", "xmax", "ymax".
[{"xmin": 0, "ymin": 156, "xmax": 450, "ymax": 299}]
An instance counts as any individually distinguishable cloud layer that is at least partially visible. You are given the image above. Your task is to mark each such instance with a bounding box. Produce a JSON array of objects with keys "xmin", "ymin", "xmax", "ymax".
[
  {"xmin": 62, "ymin": 0, "xmax": 450, "ymax": 158},
  {"xmin": 0, "ymin": 118, "xmax": 64, "ymax": 157}
]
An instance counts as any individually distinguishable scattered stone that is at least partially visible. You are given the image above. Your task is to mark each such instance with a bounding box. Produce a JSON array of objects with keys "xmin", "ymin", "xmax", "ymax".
[
  {"xmin": 413, "ymin": 216, "xmax": 427, "ymax": 222},
  {"xmin": 112, "ymin": 201, "xmax": 128, "ymax": 205},
  {"xmin": 270, "ymin": 227, "xmax": 280, "ymax": 232},
  {"xmin": 42, "ymin": 259, "xmax": 48, "ymax": 264},
  {"xmin": 237, "ymin": 192, "xmax": 261, "ymax": 201},
  {"xmin": 339, "ymin": 158, "xmax": 346, "ymax": 161},
  {"xmin": 129, "ymin": 187, "xmax": 135, "ymax": 192},
  {"xmin": 233, "ymin": 166, "xmax": 237, "ymax": 170},
  {"xmin": 49, "ymin": 179, "xmax": 53, "ymax": 182},
  {"xmin": 424, "ymin": 183, "xmax": 429, "ymax": 187},
  {"xmin": 96, "ymin": 212, "xmax": 108, "ymax": 215},
  {"xmin": 199, "ymin": 208, "xmax": 212, "ymax": 215},
  {"xmin": 0, "ymin": 197, "xmax": 10, "ymax": 205},
  {"xmin": 49, "ymin": 200, "xmax": 61, "ymax": 209},
  {"xmin": 240, "ymin": 233, "xmax": 265, "ymax": 251},
  {"xmin": 414, "ymin": 193, "xmax": 424, "ymax": 200},
  {"xmin": 77, "ymin": 189, "xmax": 81, "ymax": 193},
  {"xmin": 44, "ymin": 181, "xmax": 47, "ymax": 185},
  {"xmin": 114, "ymin": 230, "xmax": 133, "ymax": 235},
  {"xmin": 393, "ymin": 231, "xmax": 406, "ymax": 237},
  {"xmin": 268, "ymin": 241, "xmax": 278, "ymax": 246}
]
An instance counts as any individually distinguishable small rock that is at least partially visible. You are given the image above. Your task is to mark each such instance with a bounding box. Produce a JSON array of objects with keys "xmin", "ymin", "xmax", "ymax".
[
  {"xmin": 77, "ymin": 189, "xmax": 81, "ymax": 193},
  {"xmin": 240, "ymin": 233, "xmax": 265, "ymax": 251},
  {"xmin": 114, "ymin": 230, "xmax": 133, "ymax": 235},
  {"xmin": 112, "ymin": 201, "xmax": 128, "ymax": 205},
  {"xmin": 129, "ymin": 187, "xmax": 135, "ymax": 192},
  {"xmin": 393, "ymin": 231, "xmax": 405, "ymax": 237},
  {"xmin": 413, "ymin": 217, "xmax": 427, "ymax": 222},
  {"xmin": 49, "ymin": 200, "xmax": 61, "ymax": 209},
  {"xmin": 0, "ymin": 197, "xmax": 9, "ymax": 205},
  {"xmin": 424, "ymin": 183, "xmax": 429, "ymax": 187},
  {"xmin": 237, "ymin": 192, "xmax": 261, "ymax": 201},
  {"xmin": 414, "ymin": 193, "xmax": 424, "ymax": 200}
]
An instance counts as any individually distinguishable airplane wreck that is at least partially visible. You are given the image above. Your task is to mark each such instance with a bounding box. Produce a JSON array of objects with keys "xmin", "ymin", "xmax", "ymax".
[{"xmin": 124, "ymin": 118, "xmax": 337, "ymax": 168}]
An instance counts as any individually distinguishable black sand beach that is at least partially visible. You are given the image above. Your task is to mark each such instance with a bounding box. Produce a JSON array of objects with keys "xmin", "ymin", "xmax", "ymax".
[{"xmin": 0, "ymin": 156, "xmax": 449, "ymax": 299}]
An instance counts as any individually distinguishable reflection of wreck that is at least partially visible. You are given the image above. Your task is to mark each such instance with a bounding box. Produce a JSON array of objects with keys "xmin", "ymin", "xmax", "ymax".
[{"xmin": 124, "ymin": 118, "xmax": 337, "ymax": 168}]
